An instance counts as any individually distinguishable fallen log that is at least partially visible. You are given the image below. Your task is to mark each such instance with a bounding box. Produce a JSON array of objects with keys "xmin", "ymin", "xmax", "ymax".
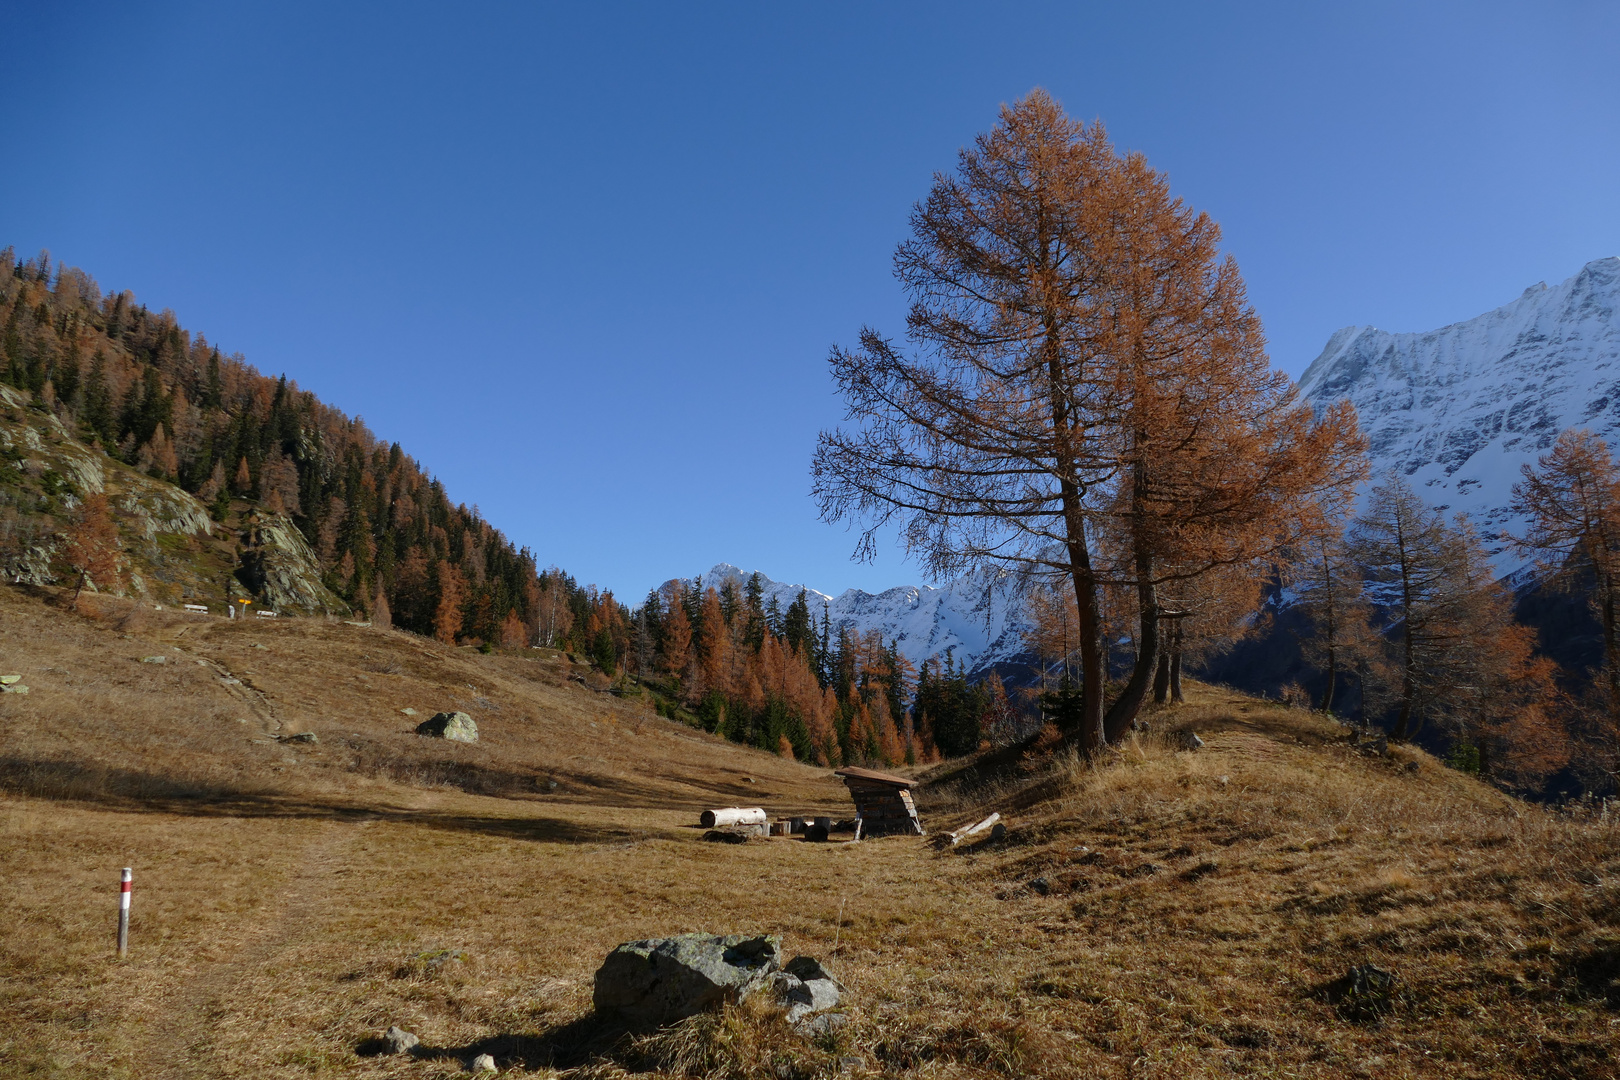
[
  {"xmin": 699, "ymin": 807, "xmax": 767, "ymax": 829},
  {"xmin": 946, "ymin": 812, "xmax": 1001, "ymax": 847}
]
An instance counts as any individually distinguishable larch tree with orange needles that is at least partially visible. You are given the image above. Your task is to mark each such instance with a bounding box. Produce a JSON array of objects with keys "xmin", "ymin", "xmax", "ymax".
[
  {"xmin": 814, "ymin": 90, "xmax": 1364, "ymax": 751},
  {"xmin": 433, "ymin": 561, "xmax": 467, "ymax": 644},
  {"xmin": 1512, "ymin": 429, "xmax": 1620, "ymax": 720},
  {"xmin": 61, "ymin": 492, "xmax": 121, "ymax": 605}
]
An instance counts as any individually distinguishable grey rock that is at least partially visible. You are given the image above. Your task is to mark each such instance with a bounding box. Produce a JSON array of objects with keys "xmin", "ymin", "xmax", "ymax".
[
  {"xmin": 416, "ymin": 711, "xmax": 478, "ymax": 743},
  {"xmin": 769, "ymin": 955, "xmax": 843, "ymax": 1021},
  {"xmin": 1176, "ymin": 731, "xmax": 1204, "ymax": 751},
  {"xmin": 988, "ymin": 822, "xmax": 1008, "ymax": 842},
  {"xmin": 282, "ymin": 731, "xmax": 318, "ymax": 744},
  {"xmin": 593, "ymin": 932, "xmax": 782, "ymax": 1028},
  {"xmin": 401, "ymin": 707, "xmax": 418, "ymax": 716},
  {"xmin": 468, "ymin": 1052, "xmax": 497, "ymax": 1073},
  {"xmin": 1029, "ymin": 877, "xmax": 1051, "ymax": 895},
  {"xmin": 140, "ymin": 655, "xmax": 168, "ymax": 664},
  {"xmin": 0, "ymin": 683, "xmax": 29, "ymax": 695},
  {"xmin": 1405, "ymin": 760, "xmax": 1420, "ymax": 772},
  {"xmin": 383, "ymin": 1025, "xmax": 419, "ymax": 1054},
  {"xmin": 237, "ymin": 512, "xmax": 350, "ymax": 616}
]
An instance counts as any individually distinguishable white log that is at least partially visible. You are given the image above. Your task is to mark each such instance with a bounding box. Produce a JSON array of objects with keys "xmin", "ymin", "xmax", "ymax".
[
  {"xmin": 699, "ymin": 806, "xmax": 767, "ymax": 828},
  {"xmin": 949, "ymin": 812, "xmax": 1001, "ymax": 846}
]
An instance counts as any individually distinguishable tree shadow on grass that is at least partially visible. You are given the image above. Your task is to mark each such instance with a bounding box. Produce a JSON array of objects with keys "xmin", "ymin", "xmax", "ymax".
[{"xmin": 0, "ymin": 756, "xmax": 656, "ymax": 846}]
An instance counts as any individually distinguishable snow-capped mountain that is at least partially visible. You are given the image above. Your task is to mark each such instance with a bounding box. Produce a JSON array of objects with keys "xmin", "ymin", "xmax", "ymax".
[
  {"xmin": 673, "ymin": 563, "xmax": 1035, "ymax": 679},
  {"xmin": 1298, "ymin": 256, "xmax": 1620, "ymax": 575}
]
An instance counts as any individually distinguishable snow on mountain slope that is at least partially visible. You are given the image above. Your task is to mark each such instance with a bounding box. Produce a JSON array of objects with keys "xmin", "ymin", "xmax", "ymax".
[
  {"xmin": 1298, "ymin": 256, "xmax": 1620, "ymax": 575},
  {"xmin": 676, "ymin": 563, "xmax": 1035, "ymax": 679}
]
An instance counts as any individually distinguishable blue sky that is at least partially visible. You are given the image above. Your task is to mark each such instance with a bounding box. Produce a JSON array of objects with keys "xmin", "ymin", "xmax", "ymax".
[{"xmin": 3, "ymin": 2, "xmax": 1617, "ymax": 601}]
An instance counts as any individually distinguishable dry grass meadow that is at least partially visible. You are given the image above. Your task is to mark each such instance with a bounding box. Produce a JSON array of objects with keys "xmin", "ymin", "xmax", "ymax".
[{"xmin": 3, "ymin": 583, "xmax": 1620, "ymax": 1078}]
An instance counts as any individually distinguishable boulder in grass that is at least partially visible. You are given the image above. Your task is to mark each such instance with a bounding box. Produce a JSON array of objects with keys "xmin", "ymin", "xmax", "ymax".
[
  {"xmin": 383, "ymin": 1026, "xmax": 419, "ymax": 1055},
  {"xmin": 415, "ymin": 711, "xmax": 478, "ymax": 743},
  {"xmin": 593, "ymin": 933, "xmax": 782, "ymax": 1029},
  {"xmin": 1176, "ymin": 730, "xmax": 1204, "ymax": 751},
  {"xmin": 769, "ymin": 955, "xmax": 843, "ymax": 1022}
]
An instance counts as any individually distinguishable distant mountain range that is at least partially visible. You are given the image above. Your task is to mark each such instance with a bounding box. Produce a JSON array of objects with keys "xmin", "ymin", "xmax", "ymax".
[
  {"xmin": 673, "ymin": 563, "xmax": 1035, "ymax": 680},
  {"xmin": 1298, "ymin": 256, "xmax": 1620, "ymax": 576},
  {"xmin": 698, "ymin": 257, "xmax": 1620, "ymax": 677}
]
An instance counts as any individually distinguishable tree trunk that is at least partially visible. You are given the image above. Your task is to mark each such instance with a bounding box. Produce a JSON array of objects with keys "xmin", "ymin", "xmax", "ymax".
[
  {"xmin": 1169, "ymin": 624, "xmax": 1184, "ymax": 703},
  {"xmin": 1152, "ymin": 651, "xmax": 1171, "ymax": 704},
  {"xmin": 1603, "ymin": 574, "xmax": 1620, "ymax": 721},
  {"xmin": 1066, "ymin": 535, "xmax": 1106, "ymax": 754},
  {"xmin": 1320, "ymin": 650, "xmax": 1337, "ymax": 713},
  {"xmin": 1104, "ymin": 516, "xmax": 1160, "ymax": 743},
  {"xmin": 700, "ymin": 807, "xmax": 767, "ymax": 828}
]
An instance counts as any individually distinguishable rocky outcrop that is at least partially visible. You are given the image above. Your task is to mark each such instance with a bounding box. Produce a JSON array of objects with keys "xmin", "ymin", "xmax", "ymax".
[
  {"xmin": 1, "ymin": 384, "xmax": 213, "ymax": 593},
  {"xmin": 236, "ymin": 512, "xmax": 348, "ymax": 616},
  {"xmin": 592, "ymin": 933, "xmax": 782, "ymax": 1029}
]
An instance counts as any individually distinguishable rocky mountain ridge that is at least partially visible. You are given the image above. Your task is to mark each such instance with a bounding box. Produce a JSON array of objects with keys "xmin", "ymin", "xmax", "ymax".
[{"xmin": 1298, "ymin": 255, "xmax": 1620, "ymax": 575}]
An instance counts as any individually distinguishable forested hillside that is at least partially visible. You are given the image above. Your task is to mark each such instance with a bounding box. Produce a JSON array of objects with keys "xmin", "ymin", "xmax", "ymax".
[
  {"xmin": 0, "ymin": 247, "xmax": 557, "ymax": 646},
  {"xmin": 0, "ymin": 246, "xmax": 975, "ymax": 772}
]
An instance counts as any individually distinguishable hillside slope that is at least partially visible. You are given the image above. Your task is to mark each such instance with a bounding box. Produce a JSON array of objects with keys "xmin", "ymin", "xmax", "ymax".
[
  {"xmin": 2, "ymin": 586, "xmax": 1616, "ymax": 1078},
  {"xmin": 2, "ymin": 249, "xmax": 548, "ymax": 644}
]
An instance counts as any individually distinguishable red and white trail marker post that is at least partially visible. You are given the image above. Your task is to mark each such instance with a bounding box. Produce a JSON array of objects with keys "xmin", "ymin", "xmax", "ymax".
[{"xmin": 116, "ymin": 868, "xmax": 131, "ymax": 958}]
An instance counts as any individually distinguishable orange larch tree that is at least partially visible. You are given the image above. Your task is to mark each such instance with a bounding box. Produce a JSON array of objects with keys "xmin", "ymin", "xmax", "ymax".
[
  {"xmin": 61, "ymin": 492, "xmax": 122, "ymax": 604},
  {"xmin": 814, "ymin": 90, "xmax": 1364, "ymax": 750}
]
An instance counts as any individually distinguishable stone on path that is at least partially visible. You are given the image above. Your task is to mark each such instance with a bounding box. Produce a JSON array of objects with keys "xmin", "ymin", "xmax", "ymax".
[
  {"xmin": 593, "ymin": 933, "xmax": 782, "ymax": 1028},
  {"xmin": 415, "ymin": 711, "xmax": 478, "ymax": 743}
]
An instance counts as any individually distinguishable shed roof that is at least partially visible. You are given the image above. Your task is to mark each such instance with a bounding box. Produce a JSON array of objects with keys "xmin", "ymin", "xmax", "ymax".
[{"xmin": 834, "ymin": 766, "xmax": 915, "ymax": 788}]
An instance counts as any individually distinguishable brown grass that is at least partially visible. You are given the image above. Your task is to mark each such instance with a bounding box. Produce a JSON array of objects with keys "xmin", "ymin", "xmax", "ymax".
[{"xmin": 3, "ymin": 585, "xmax": 1619, "ymax": 1078}]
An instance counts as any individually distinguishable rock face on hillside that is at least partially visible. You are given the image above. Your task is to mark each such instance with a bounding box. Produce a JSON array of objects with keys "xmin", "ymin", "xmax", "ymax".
[
  {"xmin": 1, "ymin": 385, "xmax": 346, "ymax": 613},
  {"xmin": 1, "ymin": 383, "xmax": 214, "ymax": 590},
  {"xmin": 236, "ymin": 512, "xmax": 348, "ymax": 616},
  {"xmin": 1298, "ymin": 256, "xmax": 1620, "ymax": 576}
]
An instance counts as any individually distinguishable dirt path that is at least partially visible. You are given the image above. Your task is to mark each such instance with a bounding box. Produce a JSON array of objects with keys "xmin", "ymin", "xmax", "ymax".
[{"xmin": 143, "ymin": 816, "xmax": 373, "ymax": 1078}]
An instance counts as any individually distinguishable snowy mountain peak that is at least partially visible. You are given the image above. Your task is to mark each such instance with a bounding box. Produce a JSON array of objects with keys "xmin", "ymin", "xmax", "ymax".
[
  {"xmin": 1298, "ymin": 256, "xmax": 1620, "ymax": 574},
  {"xmin": 672, "ymin": 562, "xmax": 1034, "ymax": 679}
]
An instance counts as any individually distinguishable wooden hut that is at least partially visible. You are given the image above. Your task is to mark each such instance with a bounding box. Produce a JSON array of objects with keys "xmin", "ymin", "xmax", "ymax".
[{"xmin": 834, "ymin": 766, "xmax": 924, "ymax": 838}]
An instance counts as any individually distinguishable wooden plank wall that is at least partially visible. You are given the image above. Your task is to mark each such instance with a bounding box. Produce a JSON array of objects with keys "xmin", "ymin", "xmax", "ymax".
[{"xmin": 844, "ymin": 781, "xmax": 924, "ymax": 837}]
